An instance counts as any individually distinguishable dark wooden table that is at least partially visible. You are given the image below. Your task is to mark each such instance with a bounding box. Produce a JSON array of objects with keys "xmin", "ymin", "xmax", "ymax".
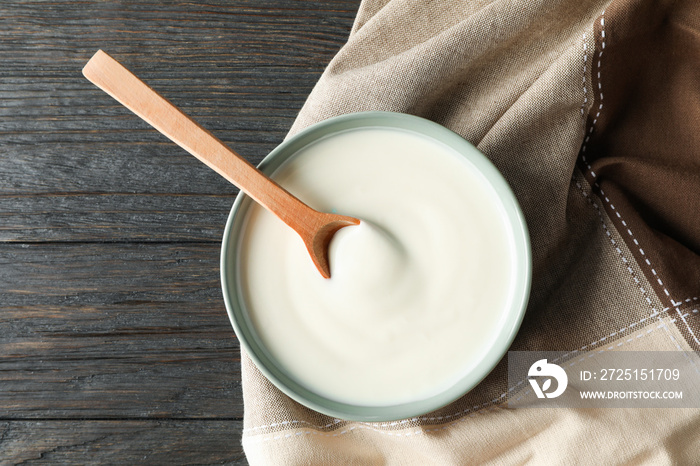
[{"xmin": 0, "ymin": 1, "xmax": 359, "ymax": 463}]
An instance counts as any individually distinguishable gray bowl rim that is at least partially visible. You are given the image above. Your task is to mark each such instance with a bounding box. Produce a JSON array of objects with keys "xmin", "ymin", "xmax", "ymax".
[{"xmin": 220, "ymin": 111, "xmax": 531, "ymax": 422}]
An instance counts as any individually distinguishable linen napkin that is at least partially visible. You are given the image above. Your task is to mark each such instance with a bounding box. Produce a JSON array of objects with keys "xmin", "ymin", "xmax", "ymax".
[{"xmin": 241, "ymin": 0, "xmax": 700, "ymax": 463}]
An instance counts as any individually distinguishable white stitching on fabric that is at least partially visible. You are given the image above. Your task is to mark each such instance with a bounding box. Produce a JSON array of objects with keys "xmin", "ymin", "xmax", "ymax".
[
  {"xmin": 580, "ymin": 11, "xmax": 605, "ymax": 174},
  {"xmin": 598, "ymin": 186, "xmax": 673, "ymax": 299},
  {"xmin": 581, "ymin": 33, "xmax": 588, "ymax": 116},
  {"xmin": 670, "ymin": 298, "xmax": 700, "ymax": 344},
  {"xmin": 657, "ymin": 315, "xmax": 700, "ymax": 379},
  {"xmin": 658, "ymin": 316, "xmax": 683, "ymax": 351},
  {"xmin": 676, "ymin": 306, "xmax": 700, "ymax": 344},
  {"xmin": 575, "ymin": 180, "xmax": 659, "ymax": 316}
]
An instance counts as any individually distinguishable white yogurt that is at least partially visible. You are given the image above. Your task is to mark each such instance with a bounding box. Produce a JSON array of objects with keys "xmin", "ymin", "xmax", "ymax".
[{"xmin": 238, "ymin": 127, "xmax": 514, "ymax": 406}]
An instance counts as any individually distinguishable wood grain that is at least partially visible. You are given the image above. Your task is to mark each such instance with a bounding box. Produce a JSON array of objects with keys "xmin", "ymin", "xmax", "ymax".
[
  {"xmin": 0, "ymin": 243, "xmax": 241, "ymax": 418},
  {"xmin": 1, "ymin": 420, "xmax": 246, "ymax": 464},
  {"xmin": 0, "ymin": 0, "xmax": 360, "ymax": 462},
  {"xmin": 0, "ymin": 194, "xmax": 233, "ymax": 242}
]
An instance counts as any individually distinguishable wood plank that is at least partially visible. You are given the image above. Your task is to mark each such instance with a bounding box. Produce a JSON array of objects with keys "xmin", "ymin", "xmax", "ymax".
[
  {"xmin": 0, "ymin": 1, "xmax": 357, "ymax": 66},
  {"xmin": 0, "ymin": 243, "xmax": 243, "ymax": 418},
  {"xmin": 0, "ymin": 194, "xmax": 233, "ymax": 242},
  {"xmin": 0, "ymin": 420, "xmax": 246, "ymax": 464},
  {"xmin": 1, "ymin": 142, "xmax": 244, "ymax": 195}
]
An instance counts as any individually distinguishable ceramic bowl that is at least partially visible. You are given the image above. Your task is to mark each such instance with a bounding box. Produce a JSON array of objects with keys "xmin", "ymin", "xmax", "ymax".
[{"xmin": 220, "ymin": 111, "xmax": 531, "ymax": 421}]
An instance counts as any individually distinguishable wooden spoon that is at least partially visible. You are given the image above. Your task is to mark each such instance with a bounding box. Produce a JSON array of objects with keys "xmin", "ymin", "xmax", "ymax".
[{"xmin": 82, "ymin": 50, "xmax": 359, "ymax": 279}]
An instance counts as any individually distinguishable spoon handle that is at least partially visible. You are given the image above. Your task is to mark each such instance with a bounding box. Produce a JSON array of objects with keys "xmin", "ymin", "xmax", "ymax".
[{"xmin": 82, "ymin": 49, "xmax": 315, "ymax": 229}]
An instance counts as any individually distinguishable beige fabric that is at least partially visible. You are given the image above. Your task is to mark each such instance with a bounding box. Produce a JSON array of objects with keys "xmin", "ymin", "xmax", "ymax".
[{"xmin": 241, "ymin": 0, "xmax": 700, "ymax": 463}]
